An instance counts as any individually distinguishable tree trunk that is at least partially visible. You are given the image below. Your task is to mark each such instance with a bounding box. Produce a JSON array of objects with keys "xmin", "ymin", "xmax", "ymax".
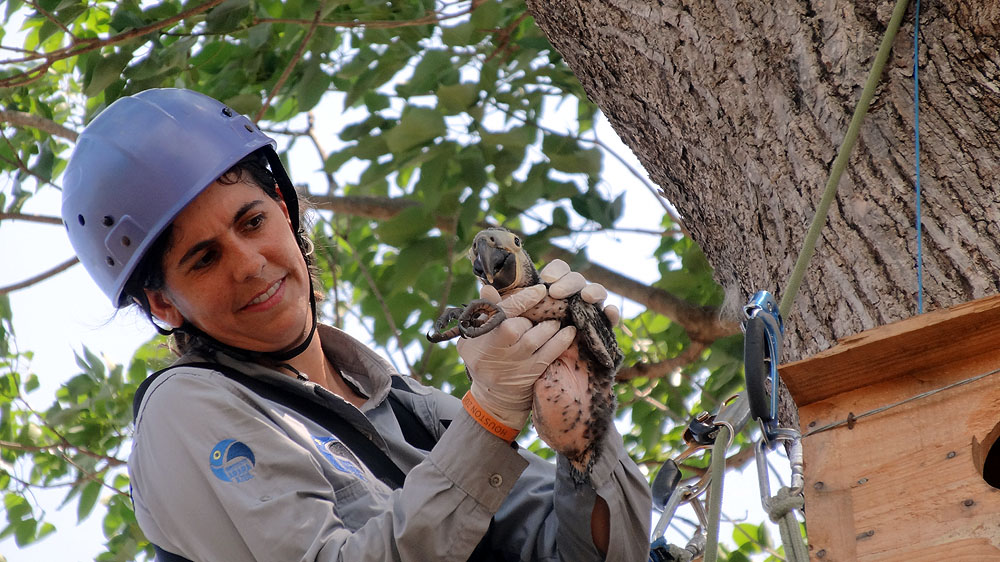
[{"xmin": 526, "ymin": 0, "xmax": 1000, "ymax": 362}]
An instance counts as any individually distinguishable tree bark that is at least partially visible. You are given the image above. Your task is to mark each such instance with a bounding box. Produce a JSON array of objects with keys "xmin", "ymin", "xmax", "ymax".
[{"xmin": 526, "ymin": 0, "xmax": 999, "ymax": 362}]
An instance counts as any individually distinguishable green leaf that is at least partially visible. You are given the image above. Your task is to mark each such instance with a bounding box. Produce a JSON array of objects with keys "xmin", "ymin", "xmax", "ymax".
[
  {"xmin": 480, "ymin": 126, "xmax": 536, "ymax": 148},
  {"xmin": 436, "ymin": 82, "xmax": 478, "ymax": 115},
  {"xmin": 470, "ymin": 0, "xmax": 501, "ymax": 30},
  {"xmin": 109, "ymin": 3, "xmax": 145, "ymax": 32},
  {"xmin": 375, "ymin": 206, "xmax": 434, "ymax": 247},
  {"xmin": 77, "ymin": 481, "xmax": 101, "ymax": 522},
  {"xmin": 223, "ymin": 93, "xmax": 262, "ymax": 117},
  {"xmin": 206, "ymin": 0, "xmax": 251, "ymax": 33},
  {"xmin": 383, "ymin": 107, "xmax": 445, "ymax": 154},
  {"xmin": 441, "ymin": 21, "xmax": 475, "ymax": 46},
  {"xmin": 13, "ymin": 518, "xmax": 36, "ymax": 546},
  {"xmin": 84, "ymin": 51, "xmax": 131, "ymax": 97},
  {"xmin": 296, "ymin": 59, "xmax": 331, "ymax": 112},
  {"xmin": 396, "ymin": 50, "xmax": 452, "ymax": 96}
]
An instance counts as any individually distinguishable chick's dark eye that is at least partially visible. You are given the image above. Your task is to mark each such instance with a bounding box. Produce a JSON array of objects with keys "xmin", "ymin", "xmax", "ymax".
[{"xmin": 514, "ymin": 237, "xmax": 521, "ymax": 247}]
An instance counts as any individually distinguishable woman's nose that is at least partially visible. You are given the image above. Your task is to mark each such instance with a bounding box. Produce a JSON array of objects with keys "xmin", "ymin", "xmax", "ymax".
[{"xmin": 230, "ymin": 240, "xmax": 266, "ymax": 280}]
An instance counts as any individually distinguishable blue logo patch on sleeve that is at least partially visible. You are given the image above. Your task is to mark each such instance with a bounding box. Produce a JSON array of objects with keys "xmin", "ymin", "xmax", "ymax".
[
  {"xmin": 210, "ymin": 439, "xmax": 256, "ymax": 483},
  {"xmin": 312, "ymin": 435, "xmax": 366, "ymax": 479}
]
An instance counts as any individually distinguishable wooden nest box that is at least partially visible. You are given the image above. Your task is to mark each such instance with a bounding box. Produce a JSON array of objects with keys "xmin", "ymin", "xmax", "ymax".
[{"xmin": 780, "ymin": 294, "xmax": 1000, "ymax": 561}]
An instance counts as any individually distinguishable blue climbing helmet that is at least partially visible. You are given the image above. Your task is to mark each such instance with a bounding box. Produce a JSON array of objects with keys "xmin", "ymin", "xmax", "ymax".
[{"xmin": 61, "ymin": 88, "xmax": 299, "ymax": 307}]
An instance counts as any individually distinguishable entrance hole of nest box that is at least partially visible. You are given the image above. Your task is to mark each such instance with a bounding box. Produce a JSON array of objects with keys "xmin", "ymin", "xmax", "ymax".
[{"xmin": 973, "ymin": 420, "xmax": 1000, "ymax": 489}]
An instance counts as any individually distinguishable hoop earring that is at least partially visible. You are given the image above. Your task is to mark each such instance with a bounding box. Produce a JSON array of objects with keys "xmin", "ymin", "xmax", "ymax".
[{"xmin": 299, "ymin": 231, "xmax": 315, "ymax": 257}]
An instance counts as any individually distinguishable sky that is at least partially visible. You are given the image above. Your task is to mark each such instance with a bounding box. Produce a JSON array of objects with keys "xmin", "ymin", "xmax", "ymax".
[{"xmin": 0, "ymin": 103, "xmax": 793, "ymax": 561}]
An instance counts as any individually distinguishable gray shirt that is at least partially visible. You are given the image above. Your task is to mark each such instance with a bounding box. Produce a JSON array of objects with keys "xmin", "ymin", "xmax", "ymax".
[{"xmin": 129, "ymin": 325, "xmax": 652, "ymax": 561}]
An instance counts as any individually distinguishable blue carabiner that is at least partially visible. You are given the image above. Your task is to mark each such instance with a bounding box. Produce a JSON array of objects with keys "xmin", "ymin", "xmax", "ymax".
[{"xmin": 742, "ymin": 291, "xmax": 784, "ymax": 443}]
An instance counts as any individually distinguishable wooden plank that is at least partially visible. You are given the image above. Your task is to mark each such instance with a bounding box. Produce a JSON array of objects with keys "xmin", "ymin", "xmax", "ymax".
[
  {"xmin": 781, "ymin": 294, "xmax": 1000, "ymax": 407},
  {"xmin": 797, "ymin": 368, "xmax": 1000, "ymax": 561}
]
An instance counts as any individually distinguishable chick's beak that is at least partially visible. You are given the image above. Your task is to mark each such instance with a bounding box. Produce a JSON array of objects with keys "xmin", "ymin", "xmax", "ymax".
[{"xmin": 472, "ymin": 237, "xmax": 508, "ymax": 285}]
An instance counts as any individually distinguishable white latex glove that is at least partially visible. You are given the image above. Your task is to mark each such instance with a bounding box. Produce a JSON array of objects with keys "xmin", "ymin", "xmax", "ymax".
[
  {"xmin": 539, "ymin": 259, "xmax": 620, "ymax": 325},
  {"xmin": 457, "ymin": 284, "xmax": 577, "ymax": 432}
]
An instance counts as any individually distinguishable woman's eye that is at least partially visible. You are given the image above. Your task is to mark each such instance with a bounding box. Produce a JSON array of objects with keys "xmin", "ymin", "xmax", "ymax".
[
  {"xmin": 245, "ymin": 213, "xmax": 265, "ymax": 230},
  {"xmin": 192, "ymin": 250, "xmax": 217, "ymax": 270}
]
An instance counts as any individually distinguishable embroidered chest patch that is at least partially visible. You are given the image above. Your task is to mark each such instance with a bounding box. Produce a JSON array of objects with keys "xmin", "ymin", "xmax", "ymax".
[
  {"xmin": 312, "ymin": 435, "xmax": 366, "ymax": 480},
  {"xmin": 210, "ymin": 439, "xmax": 256, "ymax": 483}
]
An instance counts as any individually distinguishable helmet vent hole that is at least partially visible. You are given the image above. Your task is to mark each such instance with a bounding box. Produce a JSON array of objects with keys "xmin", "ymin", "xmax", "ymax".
[
  {"xmin": 121, "ymin": 236, "xmax": 131, "ymax": 247},
  {"xmin": 102, "ymin": 215, "xmax": 114, "ymax": 227},
  {"xmin": 244, "ymin": 124, "xmax": 253, "ymax": 132},
  {"xmin": 106, "ymin": 256, "xmax": 115, "ymax": 266},
  {"xmin": 222, "ymin": 107, "xmax": 233, "ymax": 117},
  {"xmin": 78, "ymin": 214, "xmax": 85, "ymax": 226}
]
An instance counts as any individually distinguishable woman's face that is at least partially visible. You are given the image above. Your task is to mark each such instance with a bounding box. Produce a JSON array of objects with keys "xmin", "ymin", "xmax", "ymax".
[{"xmin": 145, "ymin": 179, "xmax": 312, "ymax": 353}]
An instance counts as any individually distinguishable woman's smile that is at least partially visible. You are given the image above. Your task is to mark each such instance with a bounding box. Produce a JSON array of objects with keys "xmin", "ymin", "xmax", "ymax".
[{"xmin": 242, "ymin": 277, "xmax": 286, "ymax": 312}]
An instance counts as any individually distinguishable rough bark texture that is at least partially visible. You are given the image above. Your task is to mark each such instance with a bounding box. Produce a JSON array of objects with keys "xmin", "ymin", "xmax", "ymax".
[{"xmin": 526, "ymin": 0, "xmax": 1000, "ymax": 363}]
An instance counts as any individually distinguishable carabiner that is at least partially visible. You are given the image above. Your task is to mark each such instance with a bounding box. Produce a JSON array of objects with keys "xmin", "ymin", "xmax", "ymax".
[{"xmin": 754, "ymin": 428, "xmax": 805, "ymax": 511}]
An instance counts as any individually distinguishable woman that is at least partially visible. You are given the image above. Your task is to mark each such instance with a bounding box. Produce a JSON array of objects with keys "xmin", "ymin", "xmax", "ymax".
[{"xmin": 62, "ymin": 88, "xmax": 651, "ymax": 561}]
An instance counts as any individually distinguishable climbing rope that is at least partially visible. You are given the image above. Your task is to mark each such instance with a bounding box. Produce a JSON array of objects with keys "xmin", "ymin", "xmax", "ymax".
[
  {"xmin": 778, "ymin": 0, "xmax": 914, "ymax": 320},
  {"xmin": 702, "ymin": 424, "xmax": 731, "ymax": 562},
  {"xmin": 913, "ymin": 0, "xmax": 924, "ymax": 313},
  {"xmin": 708, "ymin": 0, "xmax": 915, "ymax": 559},
  {"xmin": 768, "ymin": 487, "xmax": 809, "ymax": 562},
  {"xmin": 656, "ymin": 1, "xmax": 920, "ymax": 560}
]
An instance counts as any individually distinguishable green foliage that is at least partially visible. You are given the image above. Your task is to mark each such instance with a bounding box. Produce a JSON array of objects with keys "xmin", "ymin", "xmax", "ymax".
[{"xmin": 0, "ymin": 0, "xmax": 751, "ymax": 558}]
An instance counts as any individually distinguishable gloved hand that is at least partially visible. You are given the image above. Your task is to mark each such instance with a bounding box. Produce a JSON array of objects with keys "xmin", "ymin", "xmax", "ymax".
[
  {"xmin": 457, "ymin": 284, "xmax": 577, "ymax": 437},
  {"xmin": 540, "ymin": 259, "xmax": 620, "ymax": 325}
]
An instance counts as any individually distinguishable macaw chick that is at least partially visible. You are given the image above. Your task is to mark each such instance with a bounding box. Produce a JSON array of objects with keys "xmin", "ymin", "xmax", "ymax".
[{"xmin": 428, "ymin": 227, "xmax": 623, "ymax": 477}]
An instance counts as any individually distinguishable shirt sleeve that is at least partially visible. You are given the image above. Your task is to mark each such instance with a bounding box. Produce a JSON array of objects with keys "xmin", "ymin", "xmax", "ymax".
[
  {"xmin": 420, "ymin": 384, "xmax": 653, "ymax": 562},
  {"xmin": 129, "ymin": 369, "xmax": 528, "ymax": 562}
]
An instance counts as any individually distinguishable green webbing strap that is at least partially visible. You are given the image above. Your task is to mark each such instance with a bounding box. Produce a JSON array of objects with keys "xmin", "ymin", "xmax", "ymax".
[
  {"xmin": 778, "ymin": 0, "xmax": 913, "ymax": 320},
  {"xmin": 768, "ymin": 487, "xmax": 809, "ymax": 562},
  {"xmin": 702, "ymin": 424, "xmax": 731, "ymax": 562}
]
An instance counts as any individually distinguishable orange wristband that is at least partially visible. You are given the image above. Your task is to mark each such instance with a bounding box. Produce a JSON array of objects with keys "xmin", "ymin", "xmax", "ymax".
[{"xmin": 462, "ymin": 391, "xmax": 520, "ymax": 443}]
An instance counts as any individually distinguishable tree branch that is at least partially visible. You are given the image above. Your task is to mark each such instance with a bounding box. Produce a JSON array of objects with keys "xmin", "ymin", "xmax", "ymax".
[
  {"xmin": 0, "ymin": 110, "xmax": 79, "ymax": 141},
  {"xmin": 0, "ymin": 212, "xmax": 64, "ymax": 225},
  {"xmin": 0, "ymin": 439, "xmax": 126, "ymax": 467},
  {"xmin": 337, "ymin": 234, "xmax": 414, "ymax": 375},
  {"xmin": 0, "ymin": 0, "xmax": 227, "ymax": 88},
  {"xmin": 542, "ymin": 246, "xmax": 739, "ymax": 342},
  {"xmin": 0, "ymin": 257, "xmax": 79, "ymax": 295},
  {"xmin": 616, "ymin": 342, "xmax": 707, "ymax": 382},
  {"xmin": 253, "ymin": 0, "xmax": 481, "ymax": 30},
  {"xmin": 490, "ymin": 100, "xmax": 690, "ymax": 236},
  {"xmin": 24, "ymin": 0, "xmax": 78, "ymax": 41},
  {"xmin": 255, "ymin": 9, "xmax": 322, "ymax": 122},
  {"xmin": 308, "ymin": 193, "xmax": 740, "ymax": 343}
]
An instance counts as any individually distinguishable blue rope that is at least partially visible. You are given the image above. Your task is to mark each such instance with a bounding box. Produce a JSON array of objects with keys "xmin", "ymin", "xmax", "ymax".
[{"xmin": 914, "ymin": 0, "xmax": 924, "ymax": 314}]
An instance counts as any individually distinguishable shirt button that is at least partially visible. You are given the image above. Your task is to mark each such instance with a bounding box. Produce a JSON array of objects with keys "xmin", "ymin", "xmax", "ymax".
[{"xmin": 489, "ymin": 473, "xmax": 503, "ymax": 488}]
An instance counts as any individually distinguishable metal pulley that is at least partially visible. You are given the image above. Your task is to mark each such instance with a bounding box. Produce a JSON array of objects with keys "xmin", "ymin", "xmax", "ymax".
[{"xmin": 742, "ymin": 291, "xmax": 784, "ymax": 443}]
